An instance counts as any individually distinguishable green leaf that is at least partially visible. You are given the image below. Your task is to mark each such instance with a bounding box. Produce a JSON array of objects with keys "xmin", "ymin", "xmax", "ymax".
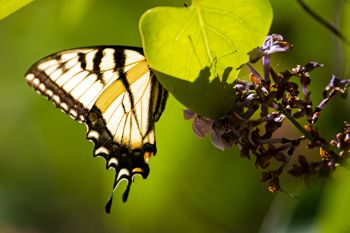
[
  {"xmin": 140, "ymin": 0, "xmax": 272, "ymax": 118},
  {"xmin": 0, "ymin": 0, "xmax": 33, "ymax": 21}
]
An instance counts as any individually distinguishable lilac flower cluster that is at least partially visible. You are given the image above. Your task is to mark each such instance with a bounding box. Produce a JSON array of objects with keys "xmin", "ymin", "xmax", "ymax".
[
  {"xmin": 330, "ymin": 122, "xmax": 350, "ymax": 158},
  {"xmin": 184, "ymin": 34, "xmax": 350, "ymax": 192}
]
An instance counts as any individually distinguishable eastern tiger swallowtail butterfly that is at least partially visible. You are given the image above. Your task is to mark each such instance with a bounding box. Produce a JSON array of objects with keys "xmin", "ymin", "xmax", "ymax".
[{"xmin": 25, "ymin": 46, "xmax": 168, "ymax": 213}]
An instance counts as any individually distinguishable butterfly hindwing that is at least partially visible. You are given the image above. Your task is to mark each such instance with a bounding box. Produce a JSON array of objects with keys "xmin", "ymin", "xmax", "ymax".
[{"xmin": 25, "ymin": 46, "xmax": 168, "ymax": 212}]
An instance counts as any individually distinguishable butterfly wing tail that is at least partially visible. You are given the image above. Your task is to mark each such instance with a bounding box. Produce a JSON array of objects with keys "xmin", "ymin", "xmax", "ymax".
[{"xmin": 86, "ymin": 106, "xmax": 155, "ymax": 213}]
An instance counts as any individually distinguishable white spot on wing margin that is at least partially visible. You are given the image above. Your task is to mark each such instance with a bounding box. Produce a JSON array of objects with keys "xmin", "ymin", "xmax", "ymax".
[{"xmin": 94, "ymin": 146, "xmax": 109, "ymax": 155}]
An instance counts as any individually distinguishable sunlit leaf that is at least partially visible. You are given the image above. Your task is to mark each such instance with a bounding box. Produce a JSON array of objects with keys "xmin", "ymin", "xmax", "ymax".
[
  {"xmin": 0, "ymin": 0, "xmax": 32, "ymax": 21},
  {"xmin": 140, "ymin": 0, "xmax": 272, "ymax": 118}
]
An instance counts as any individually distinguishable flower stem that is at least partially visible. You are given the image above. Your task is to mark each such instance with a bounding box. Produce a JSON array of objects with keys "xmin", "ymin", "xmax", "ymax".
[{"xmin": 274, "ymin": 100, "xmax": 313, "ymax": 141}]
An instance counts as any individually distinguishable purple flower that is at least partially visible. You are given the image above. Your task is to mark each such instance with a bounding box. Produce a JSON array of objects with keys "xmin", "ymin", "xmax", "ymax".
[
  {"xmin": 262, "ymin": 34, "xmax": 292, "ymax": 55},
  {"xmin": 210, "ymin": 130, "xmax": 228, "ymax": 151},
  {"xmin": 248, "ymin": 34, "xmax": 293, "ymax": 83},
  {"xmin": 183, "ymin": 110, "xmax": 213, "ymax": 138}
]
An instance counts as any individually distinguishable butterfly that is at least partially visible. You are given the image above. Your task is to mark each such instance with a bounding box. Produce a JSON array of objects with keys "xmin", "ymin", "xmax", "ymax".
[{"xmin": 25, "ymin": 46, "xmax": 168, "ymax": 213}]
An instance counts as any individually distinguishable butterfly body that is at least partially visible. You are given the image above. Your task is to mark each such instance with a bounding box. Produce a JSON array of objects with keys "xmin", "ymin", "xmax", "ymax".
[{"xmin": 25, "ymin": 46, "xmax": 168, "ymax": 212}]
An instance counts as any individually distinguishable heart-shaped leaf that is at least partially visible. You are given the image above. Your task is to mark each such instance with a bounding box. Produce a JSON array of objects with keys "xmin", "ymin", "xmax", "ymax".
[{"xmin": 140, "ymin": 0, "xmax": 272, "ymax": 118}]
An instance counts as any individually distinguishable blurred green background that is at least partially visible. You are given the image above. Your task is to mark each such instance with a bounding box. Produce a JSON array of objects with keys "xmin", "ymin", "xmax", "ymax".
[{"xmin": 0, "ymin": 0, "xmax": 349, "ymax": 232}]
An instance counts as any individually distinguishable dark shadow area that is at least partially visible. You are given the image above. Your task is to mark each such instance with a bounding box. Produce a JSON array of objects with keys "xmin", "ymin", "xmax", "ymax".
[{"xmin": 153, "ymin": 66, "xmax": 236, "ymax": 119}]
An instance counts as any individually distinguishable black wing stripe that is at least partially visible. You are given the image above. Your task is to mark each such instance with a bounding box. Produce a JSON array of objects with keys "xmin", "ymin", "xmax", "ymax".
[
  {"xmin": 153, "ymin": 79, "xmax": 168, "ymax": 122},
  {"xmin": 144, "ymin": 77, "xmax": 156, "ymax": 137},
  {"xmin": 86, "ymin": 106, "xmax": 155, "ymax": 213},
  {"xmin": 93, "ymin": 48, "xmax": 104, "ymax": 83},
  {"xmin": 113, "ymin": 48, "xmax": 126, "ymax": 69},
  {"xmin": 78, "ymin": 52, "xmax": 87, "ymax": 69},
  {"xmin": 26, "ymin": 46, "xmax": 168, "ymax": 213},
  {"xmin": 26, "ymin": 69, "xmax": 89, "ymax": 121},
  {"xmin": 117, "ymin": 53, "xmax": 145, "ymax": 141},
  {"xmin": 93, "ymin": 49, "xmax": 103, "ymax": 72}
]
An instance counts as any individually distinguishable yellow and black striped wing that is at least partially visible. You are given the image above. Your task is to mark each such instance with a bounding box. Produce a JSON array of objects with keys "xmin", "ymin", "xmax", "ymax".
[{"xmin": 25, "ymin": 46, "xmax": 168, "ymax": 212}]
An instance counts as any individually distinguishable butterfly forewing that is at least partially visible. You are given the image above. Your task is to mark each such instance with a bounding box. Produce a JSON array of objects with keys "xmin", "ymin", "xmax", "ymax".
[{"xmin": 25, "ymin": 46, "xmax": 168, "ymax": 212}]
